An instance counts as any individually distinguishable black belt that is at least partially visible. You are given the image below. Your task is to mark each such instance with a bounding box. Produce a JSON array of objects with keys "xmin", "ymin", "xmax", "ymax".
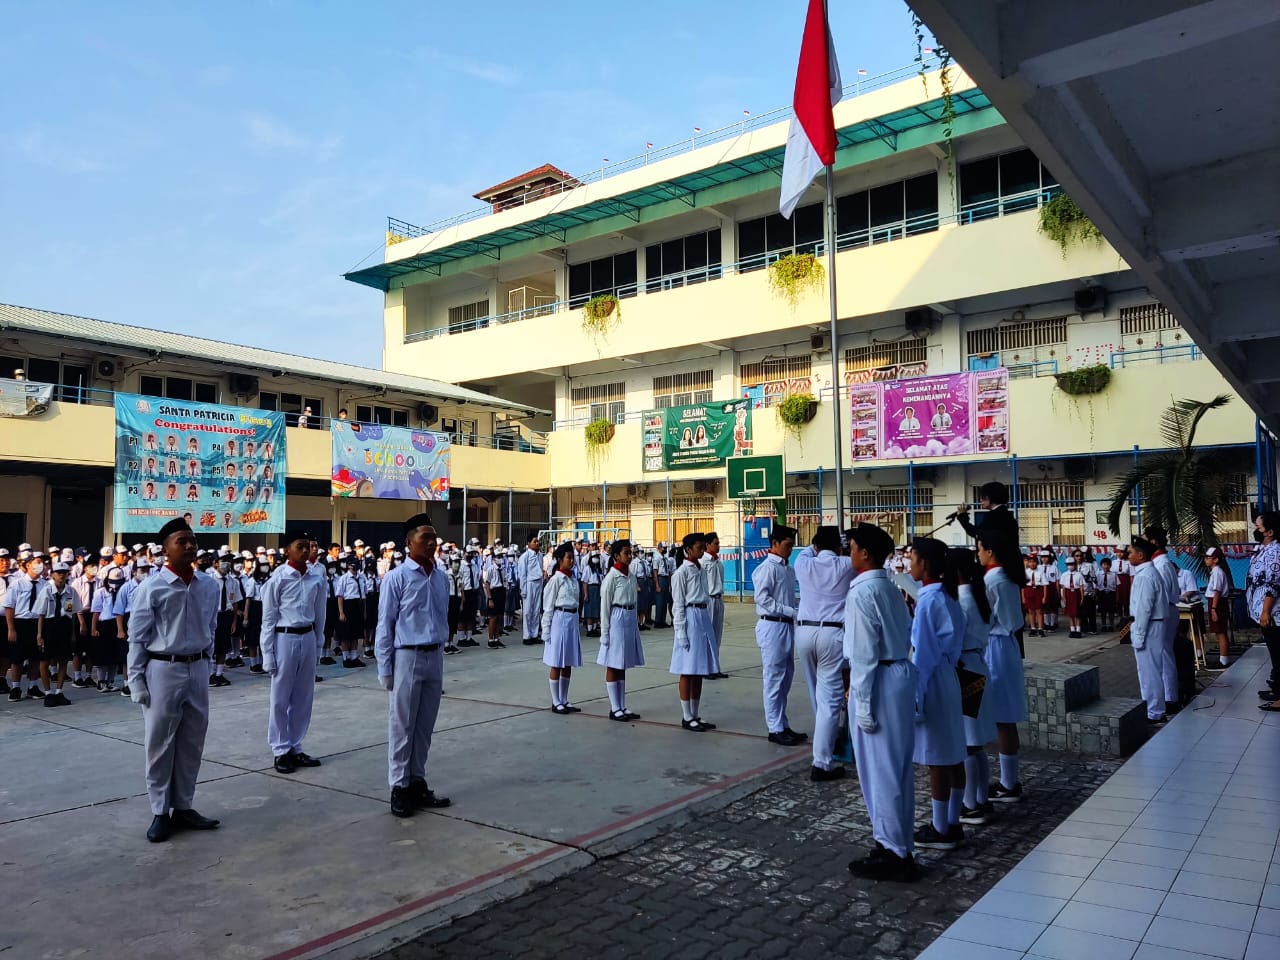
[
  {"xmin": 962, "ymin": 648, "xmax": 983, "ymax": 654},
  {"xmin": 555, "ymin": 606, "xmax": 578, "ymax": 612},
  {"xmin": 709, "ymin": 594, "xmax": 723, "ymax": 599},
  {"xmin": 275, "ymin": 625, "xmax": 314, "ymax": 634},
  {"xmin": 759, "ymin": 614, "xmax": 791, "ymax": 623},
  {"xmin": 878, "ymin": 658, "xmax": 905, "ymax": 666},
  {"xmin": 688, "ymin": 602, "xmax": 707, "ymax": 609},
  {"xmin": 401, "ymin": 643, "xmax": 440, "ymax": 652},
  {"xmin": 149, "ymin": 651, "xmax": 209, "ymax": 663},
  {"xmin": 797, "ymin": 619, "xmax": 842, "ymax": 628},
  {"xmin": 614, "ymin": 604, "xmax": 635, "ymax": 610}
]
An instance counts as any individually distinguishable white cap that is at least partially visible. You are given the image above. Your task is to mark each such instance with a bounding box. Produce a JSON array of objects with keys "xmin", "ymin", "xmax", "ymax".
[
  {"xmin": 114, "ymin": 544, "xmax": 127, "ymax": 553},
  {"xmin": 52, "ymin": 561, "xmax": 70, "ymax": 573},
  {"xmin": 99, "ymin": 547, "xmax": 113, "ymax": 558},
  {"xmin": 255, "ymin": 546, "xmax": 266, "ymax": 554},
  {"xmin": 150, "ymin": 545, "xmax": 163, "ymax": 556},
  {"xmin": 132, "ymin": 543, "xmax": 143, "ymax": 552},
  {"xmin": 354, "ymin": 539, "xmax": 365, "ymax": 547},
  {"xmin": 1205, "ymin": 546, "xmax": 1222, "ymax": 558},
  {"xmin": 60, "ymin": 548, "xmax": 74, "ymax": 561},
  {"xmin": 241, "ymin": 550, "xmax": 253, "ymax": 559},
  {"xmin": 136, "ymin": 557, "xmax": 152, "ymax": 569},
  {"xmin": 18, "ymin": 542, "xmax": 31, "ymax": 552}
]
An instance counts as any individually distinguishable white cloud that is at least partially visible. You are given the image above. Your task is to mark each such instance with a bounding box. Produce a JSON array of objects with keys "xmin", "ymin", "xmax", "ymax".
[
  {"xmin": 244, "ymin": 112, "xmax": 309, "ymax": 150},
  {"xmin": 17, "ymin": 129, "xmax": 103, "ymax": 174}
]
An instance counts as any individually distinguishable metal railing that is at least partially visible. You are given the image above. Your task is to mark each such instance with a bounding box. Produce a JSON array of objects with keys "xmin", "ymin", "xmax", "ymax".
[
  {"xmin": 1110, "ymin": 344, "xmax": 1201, "ymax": 368},
  {"xmin": 18, "ymin": 382, "xmax": 550, "ymax": 454},
  {"xmin": 400, "ymin": 189, "xmax": 1061, "ymax": 345},
  {"xmin": 384, "ymin": 56, "xmax": 950, "ymax": 242},
  {"xmin": 1004, "ymin": 359, "xmax": 1059, "ymax": 380}
]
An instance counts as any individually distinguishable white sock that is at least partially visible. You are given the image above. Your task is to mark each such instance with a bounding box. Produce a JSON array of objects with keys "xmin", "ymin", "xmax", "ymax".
[
  {"xmin": 931, "ymin": 798, "xmax": 948, "ymax": 834},
  {"xmin": 606, "ymin": 681, "xmax": 622, "ymax": 713},
  {"xmin": 549, "ymin": 678, "xmax": 560, "ymax": 707},
  {"xmin": 999, "ymin": 753, "xmax": 1019, "ymax": 789},
  {"xmin": 20, "ymin": 678, "xmax": 29, "ymax": 693},
  {"xmin": 690, "ymin": 697, "xmax": 700, "ymax": 719},
  {"xmin": 73, "ymin": 670, "xmax": 81, "ymax": 681},
  {"xmin": 558, "ymin": 675, "xmax": 571, "ymax": 704},
  {"xmin": 975, "ymin": 753, "xmax": 990, "ymax": 803},
  {"xmin": 948, "ymin": 788, "xmax": 964, "ymax": 826},
  {"xmin": 1220, "ymin": 655, "xmax": 1230, "ymax": 666},
  {"xmin": 680, "ymin": 699, "xmax": 694, "ymax": 722}
]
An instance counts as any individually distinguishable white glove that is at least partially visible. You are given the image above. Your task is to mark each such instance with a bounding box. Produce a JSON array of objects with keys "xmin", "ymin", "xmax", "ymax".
[
  {"xmin": 1132, "ymin": 639, "xmax": 1145, "ymax": 651},
  {"xmin": 856, "ymin": 712, "xmax": 878, "ymax": 734},
  {"xmin": 380, "ymin": 674, "xmax": 394, "ymax": 691},
  {"xmin": 131, "ymin": 685, "xmax": 150, "ymax": 707},
  {"xmin": 599, "ymin": 635, "xmax": 609, "ymax": 647}
]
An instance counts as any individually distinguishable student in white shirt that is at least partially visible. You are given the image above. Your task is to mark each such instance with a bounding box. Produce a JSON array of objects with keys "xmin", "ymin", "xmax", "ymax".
[
  {"xmin": 1096, "ymin": 557, "xmax": 1119, "ymax": 631},
  {"xmin": 597, "ymin": 539, "xmax": 644, "ymax": 721},
  {"xmin": 541, "ymin": 543, "xmax": 583, "ymax": 713},
  {"xmin": 670, "ymin": 533, "xmax": 719, "ymax": 731},
  {"xmin": 751, "ymin": 524, "xmax": 805, "ymax": 746},
  {"xmin": 703, "ymin": 532, "xmax": 727, "ymax": 678},
  {"xmin": 1203, "ymin": 547, "xmax": 1232, "ymax": 669}
]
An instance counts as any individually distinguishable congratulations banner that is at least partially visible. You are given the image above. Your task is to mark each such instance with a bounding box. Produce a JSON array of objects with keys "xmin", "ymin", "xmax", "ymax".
[
  {"xmin": 113, "ymin": 393, "xmax": 286, "ymax": 533},
  {"xmin": 851, "ymin": 368, "xmax": 1009, "ymax": 461},
  {"xmin": 331, "ymin": 421, "xmax": 450, "ymax": 500},
  {"xmin": 642, "ymin": 398, "xmax": 753, "ymax": 472}
]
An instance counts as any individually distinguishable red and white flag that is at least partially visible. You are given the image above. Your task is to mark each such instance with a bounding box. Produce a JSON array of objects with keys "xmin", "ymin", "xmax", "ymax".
[{"xmin": 780, "ymin": 0, "xmax": 842, "ymax": 219}]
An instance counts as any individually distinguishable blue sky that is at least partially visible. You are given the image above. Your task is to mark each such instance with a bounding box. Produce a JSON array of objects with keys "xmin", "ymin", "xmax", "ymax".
[{"xmin": 1, "ymin": 1, "xmax": 929, "ymax": 368}]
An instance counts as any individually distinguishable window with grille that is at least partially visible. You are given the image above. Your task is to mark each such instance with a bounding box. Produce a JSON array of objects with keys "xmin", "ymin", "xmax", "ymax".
[
  {"xmin": 568, "ymin": 251, "xmax": 639, "ymax": 308},
  {"xmin": 846, "ymin": 486, "xmax": 934, "ymax": 544},
  {"xmin": 1119, "ymin": 303, "xmax": 1179, "ymax": 336},
  {"xmin": 570, "ymin": 382, "xmax": 626, "ymax": 424},
  {"xmin": 652, "ymin": 495, "xmax": 715, "ymax": 545},
  {"xmin": 966, "ymin": 317, "xmax": 1067, "ymax": 373},
  {"xmin": 835, "ymin": 172, "xmax": 940, "ymax": 247},
  {"xmin": 645, "ymin": 228, "xmax": 722, "ymax": 292},
  {"xmin": 844, "ymin": 337, "xmax": 928, "ymax": 383},
  {"xmin": 1127, "ymin": 473, "xmax": 1254, "ymax": 544},
  {"xmin": 958, "ymin": 148, "xmax": 1059, "ymax": 221},
  {"xmin": 739, "ymin": 356, "xmax": 813, "ymax": 406},
  {"xmin": 141, "ymin": 374, "xmax": 219, "ymax": 405},
  {"xmin": 652, "ymin": 370, "xmax": 714, "ymax": 408},
  {"xmin": 1118, "ymin": 302, "xmax": 1196, "ymax": 363},
  {"xmin": 976, "ymin": 480, "xmax": 1084, "ymax": 547},
  {"xmin": 447, "ymin": 299, "xmax": 490, "ymax": 331},
  {"xmin": 354, "ymin": 404, "xmax": 409, "ymax": 427}
]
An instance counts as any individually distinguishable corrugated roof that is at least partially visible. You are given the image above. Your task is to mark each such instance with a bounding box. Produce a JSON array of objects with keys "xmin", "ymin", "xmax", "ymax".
[
  {"xmin": 0, "ymin": 303, "xmax": 547, "ymax": 416},
  {"xmin": 474, "ymin": 163, "xmax": 579, "ymax": 201}
]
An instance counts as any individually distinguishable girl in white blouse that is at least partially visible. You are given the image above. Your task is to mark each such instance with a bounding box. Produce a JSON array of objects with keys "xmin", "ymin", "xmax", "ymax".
[
  {"xmin": 540, "ymin": 544, "xmax": 583, "ymax": 714},
  {"xmin": 598, "ymin": 540, "xmax": 644, "ymax": 721}
]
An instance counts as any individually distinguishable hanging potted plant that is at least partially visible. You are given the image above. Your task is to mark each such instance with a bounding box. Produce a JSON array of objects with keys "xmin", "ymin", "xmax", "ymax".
[
  {"xmin": 768, "ymin": 253, "xmax": 825, "ymax": 310},
  {"xmin": 584, "ymin": 417, "xmax": 615, "ymax": 472},
  {"xmin": 776, "ymin": 392, "xmax": 819, "ymax": 442},
  {"xmin": 1038, "ymin": 193, "xmax": 1104, "ymax": 256},
  {"xmin": 1054, "ymin": 364, "xmax": 1111, "ymax": 396},
  {"xmin": 582, "ymin": 294, "xmax": 621, "ymax": 340}
]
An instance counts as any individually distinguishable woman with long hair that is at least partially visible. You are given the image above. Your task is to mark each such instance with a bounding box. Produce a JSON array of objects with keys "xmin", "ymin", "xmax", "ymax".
[
  {"xmin": 541, "ymin": 543, "xmax": 583, "ymax": 714},
  {"xmin": 598, "ymin": 539, "xmax": 644, "ymax": 721},
  {"xmin": 977, "ymin": 532, "xmax": 1027, "ymax": 803},
  {"xmin": 582, "ymin": 551, "xmax": 603, "ymax": 637},
  {"xmin": 951, "ymin": 547, "xmax": 998, "ymax": 825}
]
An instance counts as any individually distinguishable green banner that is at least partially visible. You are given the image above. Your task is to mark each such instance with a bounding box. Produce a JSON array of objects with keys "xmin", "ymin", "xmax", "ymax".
[{"xmin": 642, "ymin": 398, "xmax": 753, "ymax": 472}]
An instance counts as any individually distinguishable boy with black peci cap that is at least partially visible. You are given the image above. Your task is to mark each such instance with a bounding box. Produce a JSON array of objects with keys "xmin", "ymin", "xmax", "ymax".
[
  {"xmin": 260, "ymin": 532, "xmax": 327, "ymax": 774},
  {"xmin": 125, "ymin": 516, "xmax": 222, "ymax": 843},
  {"xmin": 376, "ymin": 513, "xmax": 452, "ymax": 817},
  {"xmin": 844, "ymin": 521, "xmax": 919, "ymax": 883},
  {"xmin": 36, "ymin": 561, "xmax": 81, "ymax": 706}
]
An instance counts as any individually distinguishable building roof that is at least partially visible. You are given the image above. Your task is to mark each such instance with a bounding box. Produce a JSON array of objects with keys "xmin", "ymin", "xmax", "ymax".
[
  {"xmin": 0, "ymin": 303, "xmax": 547, "ymax": 416},
  {"xmin": 473, "ymin": 163, "xmax": 579, "ymax": 201}
]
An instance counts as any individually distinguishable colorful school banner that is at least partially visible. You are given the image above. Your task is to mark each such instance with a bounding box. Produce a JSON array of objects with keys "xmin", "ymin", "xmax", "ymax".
[
  {"xmin": 113, "ymin": 393, "xmax": 286, "ymax": 533},
  {"xmin": 850, "ymin": 368, "xmax": 1009, "ymax": 461},
  {"xmin": 330, "ymin": 421, "xmax": 451, "ymax": 501},
  {"xmin": 0, "ymin": 377, "xmax": 54, "ymax": 418},
  {"xmin": 642, "ymin": 398, "xmax": 753, "ymax": 472}
]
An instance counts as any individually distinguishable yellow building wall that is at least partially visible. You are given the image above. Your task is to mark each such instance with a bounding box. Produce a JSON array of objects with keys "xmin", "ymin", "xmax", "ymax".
[
  {"xmin": 546, "ymin": 358, "xmax": 1255, "ymax": 487},
  {"xmin": 384, "ymin": 211, "xmax": 1129, "ymax": 383}
]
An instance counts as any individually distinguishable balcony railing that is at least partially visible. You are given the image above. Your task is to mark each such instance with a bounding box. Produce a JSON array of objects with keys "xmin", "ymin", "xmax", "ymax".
[
  {"xmin": 1110, "ymin": 344, "xmax": 1201, "ymax": 368},
  {"xmin": 11, "ymin": 383, "xmax": 549, "ymax": 454},
  {"xmin": 402, "ymin": 188, "xmax": 1060, "ymax": 345}
]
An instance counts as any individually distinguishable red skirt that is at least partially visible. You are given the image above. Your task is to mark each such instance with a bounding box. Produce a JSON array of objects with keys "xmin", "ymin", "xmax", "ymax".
[
  {"xmin": 1044, "ymin": 583, "xmax": 1060, "ymax": 612},
  {"xmin": 1022, "ymin": 586, "xmax": 1043, "ymax": 612},
  {"xmin": 1116, "ymin": 574, "xmax": 1131, "ymax": 607},
  {"xmin": 1063, "ymin": 589, "xmax": 1082, "ymax": 618}
]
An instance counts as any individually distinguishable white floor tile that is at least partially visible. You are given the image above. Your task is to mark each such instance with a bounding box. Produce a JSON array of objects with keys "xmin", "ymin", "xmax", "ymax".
[
  {"xmin": 1158, "ymin": 891, "xmax": 1259, "ymax": 930},
  {"xmin": 1052, "ymin": 899, "xmax": 1155, "ymax": 940},
  {"xmin": 916, "ymin": 937, "xmax": 1027, "ymax": 960},
  {"xmin": 1133, "ymin": 944, "xmax": 1238, "ymax": 960},
  {"xmin": 1130, "ymin": 813, "xmax": 1208, "ymax": 835},
  {"xmin": 995, "ymin": 867, "xmax": 1087, "ymax": 900},
  {"xmin": 1120, "ymin": 826, "xmax": 1199, "ymax": 852},
  {"xmin": 1261, "ymin": 884, "xmax": 1280, "ymax": 910},
  {"xmin": 1019, "ymin": 849, "xmax": 1101, "ymax": 878},
  {"xmin": 1038, "ymin": 834, "xmax": 1119, "ymax": 859},
  {"xmin": 1170, "ymin": 871, "xmax": 1264, "ymax": 906},
  {"xmin": 943, "ymin": 910, "xmax": 1046, "ymax": 951},
  {"xmin": 1245, "ymin": 931, "xmax": 1280, "ymax": 960},
  {"xmin": 1056, "ymin": 819, "xmax": 1130, "ymax": 843},
  {"xmin": 972, "ymin": 888, "xmax": 1068, "ymax": 924},
  {"xmin": 1086, "ymin": 794, "xmax": 1157, "ymax": 814},
  {"xmin": 1073, "ymin": 878, "xmax": 1168, "ymax": 914},
  {"xmin": 1192, "ymin": 836, "xmax": 1275, "ymax": 863},
  {"xmin": 1107, "ymin": 842, "xmax": 1190, "ymax": 870},
  {"xmin": 1184, "ymin": 853, "xmax": 1272, "ymax": 883},
  {"xmin": 1030, "ymin": 925, "xmax": 1139, "ymax": 960},
  {"xmin": 1142, "ymin": 915, "xmax": 1250, "ymax": 959},
  {"xmin": 1091, "ymin": 859, "xmax": 1180, "ymax": 891},
  {"xmin": 1253, "ymin": 906, "xmax": 1280, "ymax": 936}
]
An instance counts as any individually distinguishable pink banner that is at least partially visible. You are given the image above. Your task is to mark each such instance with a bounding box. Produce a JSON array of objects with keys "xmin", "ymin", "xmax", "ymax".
[{"xmin": 850, "ymin": 368, "xmax": 1009, "ymax": 461}]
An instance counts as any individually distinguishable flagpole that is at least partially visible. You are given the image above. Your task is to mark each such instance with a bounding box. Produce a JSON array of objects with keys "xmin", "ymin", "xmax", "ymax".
[{"xmin": 824, "ymin": 163, "xmax": 844, "ymax": 530}]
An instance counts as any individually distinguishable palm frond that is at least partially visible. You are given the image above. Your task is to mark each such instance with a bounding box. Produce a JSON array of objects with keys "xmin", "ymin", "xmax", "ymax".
[
  {"xmin": 1105, "ymin": 454, "xmax": 1180, "ymax": 536},
  {"xmin": 1180, "ymin": 394, "xmax": 1232, "ymax": 451},
  {"xmin": 1157, "ymin": 400, "xmax": 1190, "ymax": 449}
]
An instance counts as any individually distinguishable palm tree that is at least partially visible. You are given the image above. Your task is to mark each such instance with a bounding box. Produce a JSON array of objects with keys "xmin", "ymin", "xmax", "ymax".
[{"xmin": 1106, "ymin": 394, "xmax": 1240, "ymax": 554}]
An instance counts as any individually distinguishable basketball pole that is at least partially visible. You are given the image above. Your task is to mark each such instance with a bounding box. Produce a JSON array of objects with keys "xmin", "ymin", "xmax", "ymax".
[{"xmin": 824, "ymin": 163, "xmax": 845, "ymax": 530}]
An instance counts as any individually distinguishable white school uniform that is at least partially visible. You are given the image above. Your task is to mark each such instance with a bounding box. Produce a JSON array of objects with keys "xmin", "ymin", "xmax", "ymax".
[
  {"xmin": 260, "ymin": 564, "xmax": 327, "ymax": 758},
  {"xmin": 983, "ymin": 567, "xmax": 1027, "ymax": 723},
  {"xmin": 910, "ymin": 583, "xmax": 967, "ymax": 766},
  {"xmin": 540, "ymin": 571, "xmax": 583, "ymax": 668},
  {"xmin": 518, "ymin": 549, "xmax": 545, "ymax": 638},
  {"xmin": 703, "ymin": 551, "xmax": 725, "ymax": 657},
  {"xmin": 957, "ymin": 584, "xmax": 997, "ymax": 746},
  {"xmin": 752, "ymin": 553, "xmax": 797, "ymax": 735},
  {"xmin": 598, "ymin": 566, "xmax": 644, "ymax": 669},
  {"xmin": 376, "ymin": 558, "xmax": 449, "ymax": 789},
  {"xmin": 669, "ymin": 559, "xmax": 719, "ymax": 676},
  {"xmin": 1150, "ymin": 553, "xmax": 1181, "ymax": 702},
  {"xmin": 124, "ymin": 568, "xmax": 219, "ymax": 816},
  {"xmin": 1128, "ymin": 562, "xmax": 1168, "ymax": 720},
  {"xmin": 793, "ymin": 546, "xmax": 854, "ymax": 771},
  {"xmin": 844, "ymin": 569, "xmax": 917, "ymax": 859}
]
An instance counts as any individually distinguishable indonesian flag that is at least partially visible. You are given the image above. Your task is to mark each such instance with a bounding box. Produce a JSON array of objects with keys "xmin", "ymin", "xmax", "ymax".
[{"xmin": 779, "ymin": 0, "xmax": 842, "ymax": 219}]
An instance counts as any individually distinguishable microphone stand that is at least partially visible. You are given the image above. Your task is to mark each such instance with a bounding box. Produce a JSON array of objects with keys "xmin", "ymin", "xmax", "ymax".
[{"xmin": 924, "ymin": 515, "xmax": 958, "ymax": 537}]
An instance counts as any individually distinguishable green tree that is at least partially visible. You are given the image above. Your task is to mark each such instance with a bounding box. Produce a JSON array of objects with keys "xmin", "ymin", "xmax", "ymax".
[{"xmin": 1106, "ymin": 395, "xmax": 1238, "ymax": 557}]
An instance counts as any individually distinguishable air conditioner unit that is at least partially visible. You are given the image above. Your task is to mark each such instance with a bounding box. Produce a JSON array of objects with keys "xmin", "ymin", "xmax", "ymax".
[
  {"xmin": 229, "ymin": 373, "xmax": 259, "ymax": 397},
  {"xmin": 693, "ymin": 479, "xmax": 716, "ymax": 494},
  {"xmin": 905, "ymin": 308, "xmax": 940, "ymax": 336},
  {"xmin": 1074, "ymin": 286, "xmax": 1107, "ymax": 315},
  {"xmin": 810, "ymin": 332, "xmax": 829, "ymax": 353},
  {"xmin": 95, "ymin": 358, "xmax": 123, "ymax": 381},
  {"xmin": 1063, "ymin": 456, "xmax": 1095, "ymax": 481},
  {"xmin": 417, "ymin": 402, "xmax": 440, "ymax": 424}
]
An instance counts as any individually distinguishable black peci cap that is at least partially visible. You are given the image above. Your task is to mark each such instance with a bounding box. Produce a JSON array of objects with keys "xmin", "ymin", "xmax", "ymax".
[
  {"xmin": 403, "ymin": 513, "xmax": 433, "ymax": 535},
  {"xmin": 158, "ymin": 516, "xmax": 191, "ymax": 542}
]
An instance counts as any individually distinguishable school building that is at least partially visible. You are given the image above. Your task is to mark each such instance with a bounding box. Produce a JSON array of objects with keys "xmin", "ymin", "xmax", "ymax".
[
  {"xmin": 0, "ymin": 304, "xmax": 555, "ymax": 549},
  {"xmin": 347, "ymin": 62, "xmax": 1273, "ymax": 559}
]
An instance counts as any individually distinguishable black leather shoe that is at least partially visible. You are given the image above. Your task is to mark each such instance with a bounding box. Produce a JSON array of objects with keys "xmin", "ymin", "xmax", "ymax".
[
  {"xmin": 848, "ymin": 850, "xmax": 918, "ymax": 882},
  {"xmin": 172, "ymin": 808, "xmax": 220, "ymax": 830},
  {"xmin": 694, "ymin": 717, "xmax": 715, "ymax": 729},
  {"xmin": 784, "ymin": 727, "xmax": 809, "ymax": 742},
  {"xmin": 768, "ymin": 731, "xmax": 801, "ymax": 746},
  {"xmin": 147, "ymin": 814, "xmax": 174, "ymax": 843},
  {"xmin": 314, "ymin": 675, "xmax": 325, "ymax": 682},
  {"xmin": 273, "ymin": 754, "xmax": 296, "ymax": 774},
  {"xmin": 810, "ymin": 765, "xmax": 846, "ymax": 782},
  {"xmin": 319, "ymin": 656, "xmax": 337, "ymax": 665},
  {"xmin": 390, "ymin": 786, "xmax": 414, "ymax": 818},
  {"xmin": 409, "ymin": 779, "xmax": 451, "ymax": 809},
  {"xmin": 1258, "ymin": 690, "xmax": 1277, "ymax": 701},
  {"xmin": 292, "ymin": 752, "xmax": 321, "ymax": 767},
  {"xmin": 522, "ymin": 639, "xmax": 541, "ymax": 645}
]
